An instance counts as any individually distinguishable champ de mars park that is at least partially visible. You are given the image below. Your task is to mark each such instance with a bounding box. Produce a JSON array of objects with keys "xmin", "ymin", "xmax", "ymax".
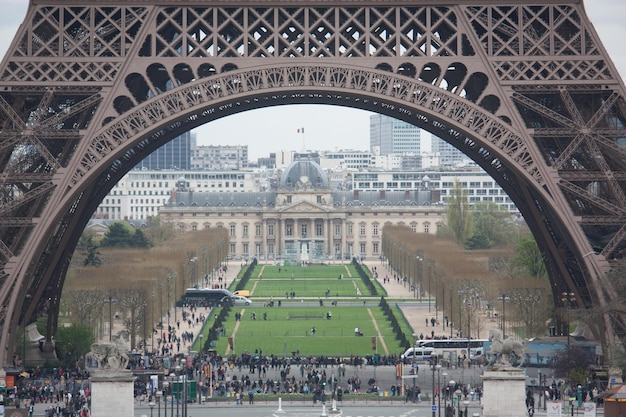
[{"xmin": 33, "ymin": 204, "xmax": 620, "ymax": 417}]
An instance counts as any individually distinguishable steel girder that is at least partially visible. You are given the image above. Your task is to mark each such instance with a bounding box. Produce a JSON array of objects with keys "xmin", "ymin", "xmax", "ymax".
[{"xmin": 0, "ymin": 0, "xmax": 625, "ymax": 368}]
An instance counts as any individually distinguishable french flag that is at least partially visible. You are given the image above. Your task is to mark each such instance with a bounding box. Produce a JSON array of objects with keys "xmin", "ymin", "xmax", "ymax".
[{"xmin": 297, "ymin": 127, "xmax": 304, "ymax": 133}]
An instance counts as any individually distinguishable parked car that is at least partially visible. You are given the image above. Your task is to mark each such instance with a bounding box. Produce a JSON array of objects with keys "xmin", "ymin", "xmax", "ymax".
[{"xmin": 231, "ymin": 295, "xmax": 252, "ymax": 306}]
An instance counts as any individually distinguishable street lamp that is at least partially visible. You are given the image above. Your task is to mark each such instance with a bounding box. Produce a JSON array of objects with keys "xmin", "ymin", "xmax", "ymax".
[
  {"xmin": 442, "ymin": 277, "xmax": 446, "ymax": 330},
  {"xmin": 142, "ymin": 301, "xmax": 147, "ymax": 353},
  {"xmin": 431, "ymin": 362, "xmax": 442, "ymax": 417},
  {"xmin": 449, "ymin": 285, "xmax": 453, "ymax": 338},
  {"xmin": 416, "ymin": 251, "xmax": 424, "ymax": 301},
  {"xmin": 162, "ymin": 382, "xmax": 169, "ymax": 417},
  {"xmin": 463, "ymin": 400, "xmax": 470, "ymax": 417},
  {"xmin": 561, "ymin": 292, "xmax": 576, "ymax": 346},
  {"xmin": 170, "ymin": 375, "xmax": 175, "ymax": 417},
  {"xmin": 175, "ymin": 364, "xmax": 182, "ymax": 417},
  {"xmin": 167, "ymin": 271, "xmax": 173, "ymax": 331},
  {"xmin": 457, "ymin": 289, "xmax": 465, "ymax": 338},
  {"xmin": 497, "ymin": 294, "xmax": 510, "ymax": 337},
  {"xmin": 412, "ymin": 334, "xmax": 418, "ymax": 403},
  {"xmin": 151, "ymin": 290, "xmax": 156, "ymax": 353},
  {"xmin": 104, "ymin": 294, "xmax": 116, "ymax": 341},
  {"xmin": 446, "ymin": 379, "xmax": 455, "ymax": 417},
  {"xmin": 174, "ymin": 359, "xmax": 188, "ymax": 417},
  {"xmin": 428, "ymin": 262, "xmax": 433, "ymax": 313},
  {"xmin": 455, "ymin": 389, "xmax": 462, "ymax": 417},
  {"xmin": 156, "ymin": 390, "xmax": 162, "ymax": 417},
  {"xmin": 439, "ymin": 372, "xmax": 447, "ymax": 417}
]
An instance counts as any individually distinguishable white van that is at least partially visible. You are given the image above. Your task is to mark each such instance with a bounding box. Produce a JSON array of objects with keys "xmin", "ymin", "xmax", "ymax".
[{"xmin": 400, "ymin": 347, "xmax": 435, "ymax": 362}]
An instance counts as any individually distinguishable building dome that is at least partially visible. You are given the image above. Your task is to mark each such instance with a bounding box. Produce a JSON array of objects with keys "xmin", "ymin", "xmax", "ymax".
[{"xmin": 280, "ymin": 160, "xmax": 329, "ymax": 190}]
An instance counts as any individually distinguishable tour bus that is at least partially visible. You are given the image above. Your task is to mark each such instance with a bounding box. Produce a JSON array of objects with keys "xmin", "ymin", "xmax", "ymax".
[
  {"xmin": 415, "ymin": 338, "xmax": 490, "ymax": 360},
  {"xmin": 177, "ymin": 288, "xmax": 234, "ymax": 307}
]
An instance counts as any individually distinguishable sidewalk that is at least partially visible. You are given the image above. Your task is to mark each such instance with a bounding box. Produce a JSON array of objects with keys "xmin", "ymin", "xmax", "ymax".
[
  {"xmin": 103, "ymin": 260, "xmax": 498, "ymax": 354},
  {"xmin": 363, "ymin": 261, "xmax": 499, "ymax": 344}
]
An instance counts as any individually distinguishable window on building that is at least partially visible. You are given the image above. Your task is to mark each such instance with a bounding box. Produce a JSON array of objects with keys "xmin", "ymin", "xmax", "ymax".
[
  {"xmin": 229, "ymin": 224, "xmax": 236, "ymax": 237},
  {"xmin": 268, "ymin": 224, "xmax": 274, "ymax": 236},
  {"xmin": 243, "ymin": 243, "xmax": 249, "ymax": 255},
  {"xmin": 243, "ymin": 224, "xmax": 249, "ymax": 237},
  {"xmin": 360, "ymin": 243, "xmax": 366, "ymax": 255},
  {"xmin": 301, "ymin": 224, "xmax": 307, "ymax": 238},
  {"xmin": 360, "ymin": 224, "xmax": 366, "ymax": 236},
  {"xmin": 255, "ymin": 244, "xmax": 261, "ymax": 256},
  {"xmin": 255, "ymin": 224, "xmax": 262, "ymax": 236},
  {"xmin": 411, "ymin": 223, "xmax": 417, "ymax": 233},
  {"xmin": 286, "ymin": 223, "xmax": 293, "ymax": 236},
  {"xmin": 317, "ymin": 195, "xmax": 322, "ymax": 203},
  {"xmin": 191, "ymin": 224, "xmax": 197, "ymax": 232},
  {"xmin": 316, "ymin": 223, "xmax": 323, "ymax": 236},
  {"xmin": 372, "ymin": 223, "xmax": 379, "ymax": 236},
  {"xmin": 286, "ymin": 195, "xmax": 292, "ymax": 203},
  {"xmin": 424, "ymin": 222, "xmax": 430, "ymax": 233},
  {"xmin": 373, "ymin": 242, "xmax": 379, "ymax": 254},
  {"xmin": 335, "ymin": 224, "xmax": 341, "ymax": 237},
  {"xmin": 230, "ymin": 243, "xmax": 236, "ymax": 254},
  {"xmin": 347, "ymin": 223, "xmax": 353, "ymax": 236},
  {"xmin": 334, "ymin": 243, "xmax": 341, "ymax": 255}
]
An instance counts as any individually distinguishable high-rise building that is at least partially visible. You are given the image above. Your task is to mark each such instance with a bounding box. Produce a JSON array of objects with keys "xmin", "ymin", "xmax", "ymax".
[
  {"xmin": 191, "ymin": 145, "xmax": 249, "ymax": 170},
  {"xmin": 370, "ymin": 114, "xmax": 421, "ymax": 155},
  {"xmin": 430, "ymin": 135, "xmax": 470, "ymax": 167},
  {"xmin": 135, "ymin": 131, "xmax": 196, "ymax": 170}
]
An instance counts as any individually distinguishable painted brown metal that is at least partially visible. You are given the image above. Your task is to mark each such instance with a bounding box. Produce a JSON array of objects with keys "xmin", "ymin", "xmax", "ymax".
[{"xmin": 0, "ymin": 0, "xmax": 625, "ymax": 369}]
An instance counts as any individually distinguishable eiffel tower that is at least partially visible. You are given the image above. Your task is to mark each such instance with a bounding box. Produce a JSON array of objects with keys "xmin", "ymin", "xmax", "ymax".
[{"xmin": 1, "ymin": 0, "xmax": 626, "ymax": 376}]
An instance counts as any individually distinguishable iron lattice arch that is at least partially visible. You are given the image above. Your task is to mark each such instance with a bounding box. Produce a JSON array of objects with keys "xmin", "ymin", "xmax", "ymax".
[{"xmin": 0, "ymin": 0, "xmax": 626, "ymax": 369}]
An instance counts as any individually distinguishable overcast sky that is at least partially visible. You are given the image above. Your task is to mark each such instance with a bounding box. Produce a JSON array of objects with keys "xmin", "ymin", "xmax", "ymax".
[{"xmin": 1, "ymin": 0, "xmax": 625, "ymax": 160}]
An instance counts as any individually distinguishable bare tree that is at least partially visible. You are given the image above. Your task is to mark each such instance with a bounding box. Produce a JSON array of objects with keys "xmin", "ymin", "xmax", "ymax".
[
  {"xmin": 118, "ymin": 289, "xmax": 147, "ymax": 350},
  {"xmin": 508, "ymin": 287, "xmax": 550, "ymax": 338},
  {"xmin": 62, "ymin": 290, "xmax": 103, "ymax": 328}
]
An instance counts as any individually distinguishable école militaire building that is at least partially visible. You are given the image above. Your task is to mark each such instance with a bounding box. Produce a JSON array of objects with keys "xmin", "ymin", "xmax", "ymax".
[{"xmin": 159, "ymin": 160, "xmax": 445, "ymax": 263}]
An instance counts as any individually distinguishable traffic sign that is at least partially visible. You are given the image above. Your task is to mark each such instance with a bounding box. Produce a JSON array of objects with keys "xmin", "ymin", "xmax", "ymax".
[{"xmin": 432, "ymin": 405, "xmax": 438, "ymax": 411}]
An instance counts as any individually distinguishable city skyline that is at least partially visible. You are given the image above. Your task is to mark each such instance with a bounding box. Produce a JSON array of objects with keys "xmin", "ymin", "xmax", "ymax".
[{"xmin": 1, "ymin": 1, "xmax": 625, "ymax": 160}]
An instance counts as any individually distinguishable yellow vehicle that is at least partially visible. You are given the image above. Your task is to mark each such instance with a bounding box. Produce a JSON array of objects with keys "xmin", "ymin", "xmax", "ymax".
[{"xmin": 233, "ymin": 290, "xmax": 250, "ymax": 297}]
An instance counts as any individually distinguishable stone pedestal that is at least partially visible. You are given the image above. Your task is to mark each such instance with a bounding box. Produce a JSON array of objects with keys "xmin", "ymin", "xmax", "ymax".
[
  {"xmin": 482, "ymin": 369, "xmax": 527, "ymax": 417},
  {"xmin": 90, "ymin": 370, "xmax": 136, "ymax": 417}
]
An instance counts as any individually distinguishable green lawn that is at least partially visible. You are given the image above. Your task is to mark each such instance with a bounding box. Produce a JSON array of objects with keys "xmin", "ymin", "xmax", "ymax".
[
  {"xmin": 195, "ymin": 262, "xmax": 404, "ymax": 357},
  {"xmin": 233, "ymin": 264, "xmax": 381, "ymax": 298},
  {"xmin": 208, "ymin": 305, "xmax": 406, "ymax": 357}
]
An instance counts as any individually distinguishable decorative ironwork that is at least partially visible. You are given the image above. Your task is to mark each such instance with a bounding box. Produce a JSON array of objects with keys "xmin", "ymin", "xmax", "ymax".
[{"xmin": 0, "ymin": 0, "xmax": 625, "ymax": 369}]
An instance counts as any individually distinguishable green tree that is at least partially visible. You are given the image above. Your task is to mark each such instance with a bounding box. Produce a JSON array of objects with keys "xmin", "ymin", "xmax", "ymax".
[
  {"xmin": 469, "ymin": 201, "xmax": 519, "ymax": 249},
  {"xmin": 54, "ymin": 324, "xmax": 95, "ymax": 367},
  {"xmin": 101, "ymin": 222, "xmax": 134, "ymax": 247},
  {"xmin": 132, "ymin": 229, "xmax": 153, "ymax": 248},
  {"xmin": 465, "ymin": 234, "xmax": 492, "ymax": 250},
  {"xmin": 82, "ymin": 235, "xmax": 103, "ymax": 266},
  {"xmin": 144, "ymin": 215, "xmax": 174, "ymax": 245},
  {"xmin": 512, "ymin": 234, "xmax": 547, "ymax": 279},
  {"xmin": 76, "ymin": 229, "xmax": 100, "ymax": 252},
  {"xmin": 446, "ymin": 180, "xmax": 473, "ymax": 246}
]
